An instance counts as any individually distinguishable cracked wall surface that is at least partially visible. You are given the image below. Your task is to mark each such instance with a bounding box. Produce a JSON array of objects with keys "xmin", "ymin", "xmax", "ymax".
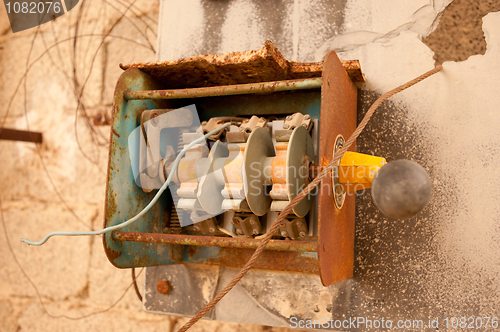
[
  {"xmin": 1, "ymin": 0, "xmax": 500, "ymax": 330},
  {"xmin": 424, "ymin": 0, "xmax": 500, "ymax": 63}
]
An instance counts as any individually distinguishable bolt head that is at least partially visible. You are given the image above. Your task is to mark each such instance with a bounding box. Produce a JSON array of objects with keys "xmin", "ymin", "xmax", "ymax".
[
  {"xmin": 302, "ymin": 123, "xmax": 308, "ymax": 128},
  {"xmin": 259, "ymin": 117, "xmax": 265, "ymax": 122},
  {"xmin": 249, "ymin": 219, "xmax": 255, "ymax": 225},
  {"xmin": 286, "ymin": 116, "xmax": 293, "ymax": 121},
  {"xmin": 217, "ymin": 120, "xmax": 224, "ymax": 124},
  {"xmin": 281, "ymin": 231, "xmax": 289, "ymax": 237},
  {"xmin": 297, "ymin": 221, "xmax": 303, "ymax": 227},
  {"xmin": 157, "ymin": 279, "xmax": 171, "ymax": 295},
  {"xmin": 283, "ymin": 124, "xmax": 289, "ymax": 129},
  {"xmin": 236, "ymin": 229, "xmax": 243, "ymax": 235},
  {"xmin": 193, "ymin": 226, "xmax": 200, "ymax": 231},
  {"xmin": 209, "ymin": 227, "xmax": 215, "ymax": 233},
  {"xmin": 253, "ymin": 229, "xmax": 259, "ymax": 235},
  {"xmin": 299, "ymin": 231, "xmax": 306, "ymax": 237},
  {"xmin": 243, "ymin": 119, "xmax": 249, "ymax": 123},
  {"xmin": 304, "ymin": 114, "xmax": 311, "ymax": 120}
]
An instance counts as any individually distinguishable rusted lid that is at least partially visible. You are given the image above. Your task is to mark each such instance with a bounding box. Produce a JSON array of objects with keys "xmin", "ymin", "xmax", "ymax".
[{"xmin": 120, "ymin": 41, "xmax": 365, "ymax": 89}]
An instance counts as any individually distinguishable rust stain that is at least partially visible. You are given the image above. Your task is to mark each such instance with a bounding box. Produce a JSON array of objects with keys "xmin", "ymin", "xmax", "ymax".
[
  {"xmin": 111, "ymin": 128, "xmax": 120, "ymax": 138},
  {"xmin": 157, "ymin": 279, "xmax": 172, "ymax": 295}
]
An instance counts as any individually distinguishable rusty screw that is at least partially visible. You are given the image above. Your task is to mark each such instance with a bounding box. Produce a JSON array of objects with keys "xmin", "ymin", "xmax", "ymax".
[{"xmin": 157, "ymin": 279, "xmax": 171, "ymax": 295}]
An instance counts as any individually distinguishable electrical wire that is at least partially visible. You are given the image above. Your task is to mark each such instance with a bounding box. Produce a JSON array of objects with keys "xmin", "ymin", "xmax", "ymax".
[
  {"xmin": 0, "ymin": 194, "xmax": 146, "ymax": 320},
  {"xmin": 20, "ymin": 123, "xmax": 231, "ymax": 246},
  {"xmin": 132, "ymin": 267, "xmax": 143, "ymax": 302}
]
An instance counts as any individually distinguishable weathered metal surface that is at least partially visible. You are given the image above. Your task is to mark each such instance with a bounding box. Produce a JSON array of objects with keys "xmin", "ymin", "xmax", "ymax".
[
  {"xmin": 279, "ymin": 216, "xmax": 308, "ymax": 240},
  {"xmin": 113, "ymin": 231, "xmax": 318, "ymax": 252},
  {"xmin": 318, "ymin": 51, "xmax": 358, "ymax": 286},
  {"xmin": 103, "ymin": 67, "xmax": 184, "ymax": 268},
  {"xmin": 232, "ymin": 213, "xmax": 262, "ymax": 237},
  {"xmin": 195, "ymin": 89, "xmax": 322, "ymax": 120},
  {"xmin": 185, "ymin": 245, "xmax": 319, "ymax": 273},
  {"xmin": 0, "ymin": 128, "xmax": 43, "ymax": 143},
  {"xmin": 121, "ymin": 41, "xmax": 365, "ymax": 88},
  {"xmin": 156, "ymin": 279, "xmax": 171, "ymax": 295},
  {"xmin": 104, "ymin": 48, "xmax": 355, "ymax": 274},
  {"xmin": 123, "ymin": 77, "xmax": 323, "ymax": 100}
]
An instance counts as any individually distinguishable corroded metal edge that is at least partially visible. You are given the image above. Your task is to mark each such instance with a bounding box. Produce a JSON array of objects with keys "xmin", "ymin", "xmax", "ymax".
[
  {"xmin": 124, "ymin": 77, "xmax": 323, "ymax": 100},
  {"xmin": 318, "ymin": 51, "xmax": 358, "ymax": 286},
  {"xmin": 113, "ymin": 231, "xmax": 318, "ymax": 252},
  {"xmin": 120, "ymin": 41, "xmax": 365, "ymax": 87}
]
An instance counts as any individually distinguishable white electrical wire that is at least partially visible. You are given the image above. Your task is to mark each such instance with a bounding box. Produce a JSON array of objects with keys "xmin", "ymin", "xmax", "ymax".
[{"xmin": 21, "ymin": 123, "xmax": 231, "ymax": 246}]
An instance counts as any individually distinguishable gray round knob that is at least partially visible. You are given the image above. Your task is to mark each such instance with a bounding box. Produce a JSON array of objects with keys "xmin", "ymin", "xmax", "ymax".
[{"xmin": 371, "ymin": 160, "xmax": 431, "ymax": 219}]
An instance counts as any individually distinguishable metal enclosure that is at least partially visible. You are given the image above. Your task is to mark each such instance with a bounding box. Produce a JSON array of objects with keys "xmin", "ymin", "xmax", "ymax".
[{"xmin": 103, "ymin": 45, "xmax": 361, "ymax": 286}]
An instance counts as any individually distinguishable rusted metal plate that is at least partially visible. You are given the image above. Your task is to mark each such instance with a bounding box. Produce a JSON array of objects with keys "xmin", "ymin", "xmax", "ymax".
[
  {"xmin": 120, "ymin": 41, "xmax": 364, "ymax": 88},
  {"xmin": 318, "ymin": 51, "xmax": 358, "ymax": 286}
]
